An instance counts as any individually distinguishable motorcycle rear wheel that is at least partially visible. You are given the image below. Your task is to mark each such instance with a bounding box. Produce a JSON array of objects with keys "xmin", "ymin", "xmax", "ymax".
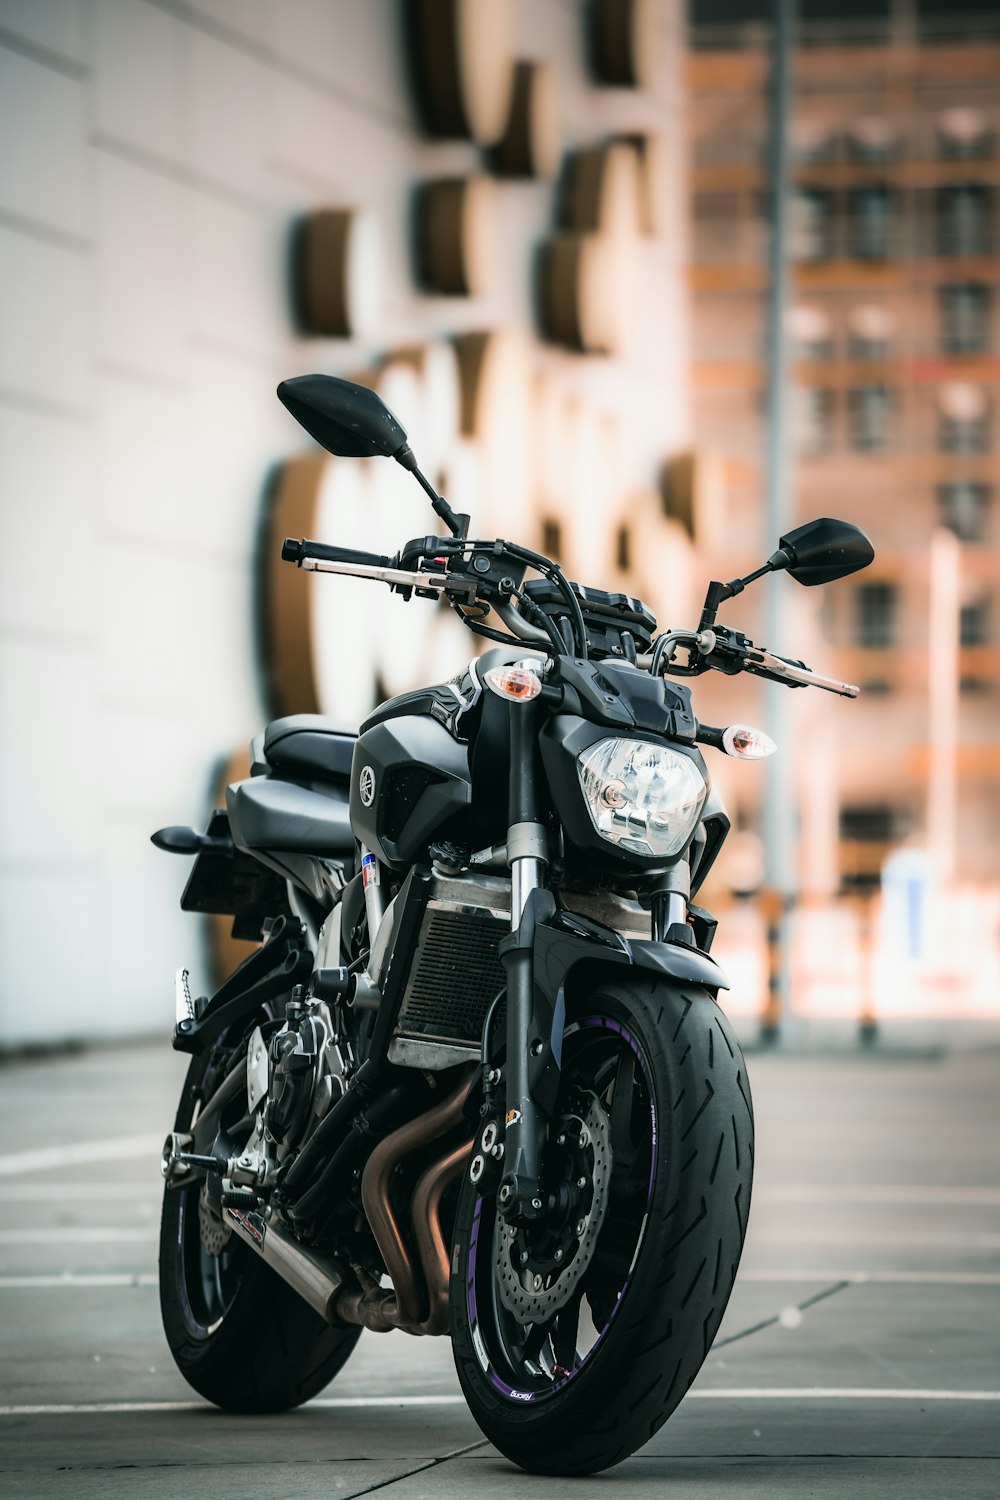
[
  {"xmin": 159, "ymin": 1035, "xmax": 361, "ymax": 1412},
  {"xmin": 449, "ymin": 976, "xmax": 754, "ymax": 1475}
]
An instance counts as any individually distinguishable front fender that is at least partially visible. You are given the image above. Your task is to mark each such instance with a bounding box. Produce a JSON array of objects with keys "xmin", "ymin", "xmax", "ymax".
[{"xmin": 533, "ymin": 911, "xmax": 728, "ymax": 1013}]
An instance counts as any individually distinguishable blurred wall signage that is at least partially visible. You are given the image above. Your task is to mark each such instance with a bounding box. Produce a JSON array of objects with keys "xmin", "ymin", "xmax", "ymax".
[{"xmin": 210, "ymin": 0, "xmax": 676, "ymax": 976}]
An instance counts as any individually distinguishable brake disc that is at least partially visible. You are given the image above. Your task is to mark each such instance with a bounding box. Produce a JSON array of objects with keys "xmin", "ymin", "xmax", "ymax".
[{"xmin": 494, "ymin": 1092, "xmax": 612, "ymax": 1327}]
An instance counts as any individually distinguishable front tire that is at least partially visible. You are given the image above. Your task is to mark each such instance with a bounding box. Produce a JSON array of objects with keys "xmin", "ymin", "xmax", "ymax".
[
  {"xmin": 449, "ymin": 977, "xmax": 754, "ymax": 1475},
  {"xmin": 159, "ymin": 1038, "xmax": 361, "ymax": 1412}
]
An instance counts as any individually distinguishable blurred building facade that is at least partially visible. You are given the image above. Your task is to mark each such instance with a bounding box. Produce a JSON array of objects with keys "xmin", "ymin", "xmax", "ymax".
[
  {"xmin": 0, "ymin": 0, "xmax": 690, "ymax": 1046},
  {"xmin": 686, "ymin": 0, "xmax": 1000, "ymax": 930}
]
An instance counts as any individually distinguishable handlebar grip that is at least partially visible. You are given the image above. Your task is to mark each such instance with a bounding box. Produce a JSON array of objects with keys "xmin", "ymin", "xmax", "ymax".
[{"xmin": 282, "ymin": 537, "xmax": 392, "ymax": 569}]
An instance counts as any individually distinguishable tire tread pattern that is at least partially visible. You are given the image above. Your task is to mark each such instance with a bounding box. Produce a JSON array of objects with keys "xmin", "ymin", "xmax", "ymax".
[{"xmin": 449, "ymin": 977, "xmax": 755, "ymax": 1476}]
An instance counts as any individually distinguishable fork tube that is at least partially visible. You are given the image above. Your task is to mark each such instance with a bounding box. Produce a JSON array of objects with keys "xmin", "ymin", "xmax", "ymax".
[{"xmin": 500, "ymin": 697, "xmax": 548, "ymax": 1222}]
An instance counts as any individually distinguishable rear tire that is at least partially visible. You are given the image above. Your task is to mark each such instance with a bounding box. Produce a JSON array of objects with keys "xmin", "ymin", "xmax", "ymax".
[
  {"xmin": 159, "ymin": 1040, "xmax": 360, "ymax": 1412},
  {"xmin": 449, "ymin": 977, "xmax": 754, "ymax": 1474}
]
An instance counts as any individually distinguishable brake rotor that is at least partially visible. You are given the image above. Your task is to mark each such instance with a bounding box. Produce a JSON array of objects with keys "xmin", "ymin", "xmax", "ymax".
[
  {"xmin": 198, "ymin": 1181, "xmax": 232, "ymax": 1257},
  {"xmin": 494, "ymin": 1092, "xmax": 612, "ymax": 1327}
]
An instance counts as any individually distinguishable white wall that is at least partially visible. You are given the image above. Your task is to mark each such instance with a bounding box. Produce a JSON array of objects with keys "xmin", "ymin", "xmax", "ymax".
[{"xmin": 0, "ymin": 0, "xmax": 688, "ymax": 1046}]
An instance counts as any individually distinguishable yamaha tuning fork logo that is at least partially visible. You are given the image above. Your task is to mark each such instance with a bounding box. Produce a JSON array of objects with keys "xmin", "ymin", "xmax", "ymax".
[{"xmin": 359, "ymin": 765, "xmax": 376, "ymax": 807}]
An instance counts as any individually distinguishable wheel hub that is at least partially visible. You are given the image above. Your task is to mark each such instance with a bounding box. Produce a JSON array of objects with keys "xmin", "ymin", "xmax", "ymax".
[{"xmin": 494, "ymin": 1092, "xmax": 612, "ymax": 1326}]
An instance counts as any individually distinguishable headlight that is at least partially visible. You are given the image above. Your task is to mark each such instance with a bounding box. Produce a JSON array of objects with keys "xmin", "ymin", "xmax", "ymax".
[{"xmin": 577, "ymin": 738, "xmax": 708, "ymax": 859}]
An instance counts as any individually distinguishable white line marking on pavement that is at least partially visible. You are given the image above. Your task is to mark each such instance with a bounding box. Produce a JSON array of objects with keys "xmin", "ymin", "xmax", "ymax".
[
  {"xmin": 2, "ymin": 1390, "xmax": 999, "ymax": 1417},
  {"xmin": 742, "ymin": 1269, "xmax": 1000, "ymax": 1286},
  {"xmin": 0, "ymin": 1227, "xmax": 155, "ymax": 1244},
  {"xmin": 687, "ymin": 1389, "xmax": 1000, "ymax": 1402},
  {"xmin": 751, "ymin": 1229, "xmax": 1000, "ymax": 1249},
  {"xmin": 0, "ymin": 1274, "xmax": 158, "ymax": 1288},
  {"xmin": 758, "ymin": 1185, "xmax": 1000, "ymax": 1207},
  {"xmin": 0, "ymin": 1396, "xmax": 469, "ymax": 1416},
  {"xmin": 0, "ymin": 1136, "xmax": 161, "ymax": 1178}
]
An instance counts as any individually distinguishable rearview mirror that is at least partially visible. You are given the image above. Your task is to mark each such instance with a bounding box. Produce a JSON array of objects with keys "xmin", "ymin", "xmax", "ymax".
[
  {"xmin": 771, "ymin": 518, "xmax": 874, "ymax": 587},
  {"xmin": 277, "ymin": 374, "xmax": 410, "ymax": 460}
]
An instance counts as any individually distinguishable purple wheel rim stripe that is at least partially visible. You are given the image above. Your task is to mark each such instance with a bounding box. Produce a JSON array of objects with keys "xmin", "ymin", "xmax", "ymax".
[{"xmin": 466, "ymin": 1013, "xmax": 657, "ymax": 1403}]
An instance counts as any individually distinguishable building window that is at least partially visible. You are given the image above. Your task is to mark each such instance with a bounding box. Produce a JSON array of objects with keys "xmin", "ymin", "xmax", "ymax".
[
  {"xmin": 936, "ymin": 185, "xmax": 995, "ymax": 258},
  {"xmin": 939, "ymin": 410, "xmax": 990, "ymax": 453},
  {"xmin": 854, "ymin": 581, "xmax": 897, "ymax": 647},
  {"xmin": 693, "ymin": 192, "xmax": 741, "ymax": 263},
  {"xmin": 848, "ymin": 385, "xmax": 893, "ymax": 452},
  {"xmin": 938, "ymin": 382, "xmax": 990, "ymax": 453},
  {"xmin": 840, "ymin": 803, "xmax": 905, "ymax": 843},
  {"xmin": 847, "ymin": 185, "xmax": 894, "ymax": 260},
  {"xmin": 938, "ymin": 483, "xmax": 989, "ymax": 542},
  {"xmin": 939, "ymin": 284, "xmax": 991, "ymax": 355},
  {"xmin": 846, "ymin": 117, "xmax": 897, "ymax": 164},
  {"xmin": 960, "ymin": 598, "xmax": 990, "ymax": 647},
  {"xmin": 938, "ymin": 107, "xmax": 993, "ymax": 162},
  {"xmin": 787, "ymin": 303, "xmax": 835, "ymax": 360},
  {"xmin": 791, "ymin": 386, "xmax": 835, "ymax": 456},
  {"xmin": 848, "ymin": 303, "xmax": 893, "ymax": 359},
  {"xmin": 790, "ymin": 119, "xmax": 839, "ymax": 165},
  {"xmin": 790, "ymin": 187, "xmax": 835, "ymax": 261},
  {"xmin": 615, "ymin": 525, "xmax": 631, "ymax": 571}
]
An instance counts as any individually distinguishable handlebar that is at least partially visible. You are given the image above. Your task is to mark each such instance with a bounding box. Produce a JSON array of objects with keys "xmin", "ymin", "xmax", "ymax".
[
  {"xmin": 742, "ymin": 646, "xmax": 859, "ymax": 698},
  {"xmin": 281, "ymin": 538, "xmax": 392, "ymax": 569},
  {"xmin": 281, "ymin": 535, "xmax": 860, "ymax": 698},
  {"xmin": 282, "ymin": 535, "xmax": 478, "ymax": 600}
]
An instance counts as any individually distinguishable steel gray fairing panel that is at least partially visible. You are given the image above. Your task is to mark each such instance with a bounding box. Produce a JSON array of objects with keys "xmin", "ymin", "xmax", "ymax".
[
  {"xmin": 227, "ymin": 776, "xmax": 354, "ymax": 855},
  {"xmin": 350, "ymin": 714, "xmax": 473, "ymax": 867}
]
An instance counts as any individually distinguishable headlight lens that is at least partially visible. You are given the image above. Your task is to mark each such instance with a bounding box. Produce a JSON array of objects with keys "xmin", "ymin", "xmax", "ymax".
[{"xmin": 577, "ymin": 738, "xmax": 708, "ymax": 859}]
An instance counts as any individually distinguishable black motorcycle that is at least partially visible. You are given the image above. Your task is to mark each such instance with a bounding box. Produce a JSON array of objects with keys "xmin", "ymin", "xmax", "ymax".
[{"xmin": 154, "ymin": 374, "xmax": 873, "ymax": 1475}]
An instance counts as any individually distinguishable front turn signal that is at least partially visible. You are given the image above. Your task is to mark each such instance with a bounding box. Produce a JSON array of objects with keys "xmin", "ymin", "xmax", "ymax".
[
  {"xmin": 721, "ymin": 724, "xmax": 776, "ymax": 760},
  {"xmin": 484, "ymin": 665, "xmax": 543, "ymax": 702}
]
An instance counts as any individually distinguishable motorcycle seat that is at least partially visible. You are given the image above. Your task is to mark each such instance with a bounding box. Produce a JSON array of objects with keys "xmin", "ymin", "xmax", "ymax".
[{"xmin": 263, "ymin": 715, "xmax": 357, "ymax": 783}]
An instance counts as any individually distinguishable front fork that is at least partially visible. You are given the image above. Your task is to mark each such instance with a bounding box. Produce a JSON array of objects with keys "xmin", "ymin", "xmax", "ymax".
[
  {"xmin": 494, "ymin": 698, "xmax": 696, "ymax": 1224},
  {"xmin": 497, "ymin": 696, "xmax": 560, "ymax": 1224}
]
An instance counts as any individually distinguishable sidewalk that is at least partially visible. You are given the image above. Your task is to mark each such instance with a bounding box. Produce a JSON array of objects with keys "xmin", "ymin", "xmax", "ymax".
[{"xmin": 0, "ymin": 1038, "xmax": 998, "ymax": 1497}]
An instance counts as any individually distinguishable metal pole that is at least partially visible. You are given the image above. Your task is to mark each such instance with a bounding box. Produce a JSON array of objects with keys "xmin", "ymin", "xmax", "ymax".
[{"xmin": 761, "ymin": 0, "xmax": 794, "ymax": 1043}]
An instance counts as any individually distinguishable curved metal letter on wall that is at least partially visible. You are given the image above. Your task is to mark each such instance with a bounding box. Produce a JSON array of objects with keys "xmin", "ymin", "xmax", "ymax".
[
  {"xmin": 264, "ymin": 452, "xmax": 327, "ymax": 717},
  {"xmin": 492, "ymin": 61, "xmax": 560, "ymax": 180},
  {"xmin": 411, "ymin": 0, "xmax": 514, "ymax": 145},
  {"xmin": 417, "ymin": 176, "xmax": 495, "ymax": 296},
  {"xmin": 295, "ymin": 208, "xmax": 382, "ymax": 339},
  {"xmin": 588, "ymin": 0, "xmax": 657, "ymax": 90}
]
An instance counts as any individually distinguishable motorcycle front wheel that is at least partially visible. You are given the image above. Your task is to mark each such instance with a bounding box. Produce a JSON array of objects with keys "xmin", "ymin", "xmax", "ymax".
[{"xmin": 449, "ymin": 976, "xmax": 754, "ymax": 1475}]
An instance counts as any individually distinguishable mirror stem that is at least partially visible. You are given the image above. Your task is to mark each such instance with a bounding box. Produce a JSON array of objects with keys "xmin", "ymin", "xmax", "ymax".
[
  {"xmin": 394, "ymin": 445, "xmax": 469, "ymax": 539},
  {"xmin": 698, "ymin": 557, "xmax": 783, "ymax": 630}
]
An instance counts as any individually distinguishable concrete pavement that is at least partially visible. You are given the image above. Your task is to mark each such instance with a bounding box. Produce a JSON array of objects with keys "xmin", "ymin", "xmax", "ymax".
[{"xmin": 0, "ymin": 1035, "xmax": 998, "ymax": 1497}]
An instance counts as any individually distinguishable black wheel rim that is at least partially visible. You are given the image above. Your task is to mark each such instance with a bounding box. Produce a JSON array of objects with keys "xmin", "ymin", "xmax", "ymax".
[
  {"xmin": 170, "ymin": 1037, "xmax": 256, "ymax": 1338},
  {"xmin": 174, "ymin": 1186, "xmax": 250, "ymax": 1336},
  {"xmin": 462, "ymin": 1013, "xmax": 657, "ymax": 1402}
]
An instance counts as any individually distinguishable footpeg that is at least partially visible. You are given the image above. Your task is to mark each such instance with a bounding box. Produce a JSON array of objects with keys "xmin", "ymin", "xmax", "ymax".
[
  {"xmin": 174, "ymin": 968, "xmax": 194, "ymax": 1026},
  {"xmin": 161, "ymin": 1132, "xmax": 225, "ymax": 1185}
]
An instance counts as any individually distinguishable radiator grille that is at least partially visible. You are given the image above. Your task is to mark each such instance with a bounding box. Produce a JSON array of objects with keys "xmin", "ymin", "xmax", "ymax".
[{"xmin": 397, "ymin": 907, "xmax": 507, "ymax": 1045}]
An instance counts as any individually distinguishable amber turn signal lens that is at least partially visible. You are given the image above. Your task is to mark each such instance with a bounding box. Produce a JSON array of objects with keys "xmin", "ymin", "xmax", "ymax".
[
  {"xmin": 721, "ymin": 724, "xmax": 776, "ymax": 760},
  {"xmin": 484, "ymin": 665, "xmax": 543, "ymax": 701}
]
